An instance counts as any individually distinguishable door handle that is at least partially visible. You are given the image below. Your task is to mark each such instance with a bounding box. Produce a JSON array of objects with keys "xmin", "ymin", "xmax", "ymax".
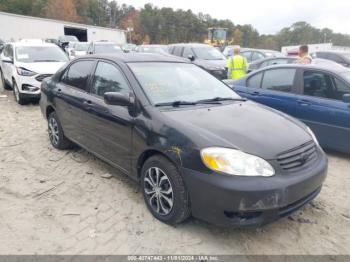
[
  {"xmin": 84, "ymin": 100, "xmax": 92, "ymax": 105},
  {"xmin": 56, "ymin": 88, "xmax": 62, "ymax": 97},
  {"xmin": 250, "ymin": 91, "xmax": 260, "ymax": 96}
]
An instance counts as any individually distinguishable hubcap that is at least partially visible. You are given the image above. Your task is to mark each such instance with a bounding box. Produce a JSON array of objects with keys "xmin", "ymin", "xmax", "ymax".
[
  {"xmin": 144, "ymin": 167, "xmax": 174, "ymax": 216},
  {"xmin": 48, "ymin": 117, "xmax": 59, "ymax": 146}
]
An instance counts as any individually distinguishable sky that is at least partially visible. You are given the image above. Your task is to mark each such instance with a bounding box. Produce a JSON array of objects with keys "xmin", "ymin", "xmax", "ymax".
[{"xmin": 126, "ymin": 0, "xmax": 350, "ymax": 35}]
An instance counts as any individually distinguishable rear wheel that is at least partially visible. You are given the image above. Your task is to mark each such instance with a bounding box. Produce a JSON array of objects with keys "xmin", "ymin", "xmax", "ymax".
[
  {"xmin": 141, "ymin": 155, "xmax": 191, "ymax": 225},
  {"xmin": 48, "ymin": 112, "xmax": 73, "ymax": 150}
]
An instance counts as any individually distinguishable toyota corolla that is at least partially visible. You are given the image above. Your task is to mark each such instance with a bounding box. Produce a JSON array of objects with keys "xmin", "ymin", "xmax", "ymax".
[{"xmin": 40, "ymin": 54, "xmax": 327, "ymax": 227}]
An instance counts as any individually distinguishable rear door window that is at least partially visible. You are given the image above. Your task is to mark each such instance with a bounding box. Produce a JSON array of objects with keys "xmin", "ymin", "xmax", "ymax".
[
  {"xmin": 334, "ymin": 78, "xmax": 350, "ymax": 101},
  {"xmin": 61, "ymin": 60, "xmax": 95, "ymax": 91},
  {"xmin": 182, "ymin": 47, "xmax": 194, "ymax": 58},
  {"xmin": 303, "ymin": 71, "xmax": 335, "ymax": 99},
  {"xmin": 262, "ymin": 68, "xmax": 296, "ymax": 92},
  {"xmin": 173, "ymin": 46, "xmax": 183, "ymax": 57}
]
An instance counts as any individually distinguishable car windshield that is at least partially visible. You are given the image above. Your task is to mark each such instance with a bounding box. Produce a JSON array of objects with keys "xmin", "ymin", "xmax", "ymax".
[
  {"xmin": 193, "ymin": 47, "xmax": 226, "ymax": 60},
  {"xmin": 74, "ymin": 43, "xmax": 89, "ymax": 51},
  {"xmin": 95, "ymin": 44, "xmax": 122, "ymax": 54},
  {"xmin": 128, "ymin": 62, "xmax": 240, "ymax": 105},
  {"xmin": 15, "ymin": 46, "xmax": 69, "ymax": 63}
]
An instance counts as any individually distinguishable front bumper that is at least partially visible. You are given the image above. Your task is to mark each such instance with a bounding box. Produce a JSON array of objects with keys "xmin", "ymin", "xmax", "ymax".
[{"xmin": 181, "ymin": 148, "xmax": 327, "ymax": 227}]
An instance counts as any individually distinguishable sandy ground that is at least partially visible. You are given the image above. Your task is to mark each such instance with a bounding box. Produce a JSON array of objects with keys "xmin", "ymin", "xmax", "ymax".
[{"xmin": 0, "ymin": 84, "xmax": 350, "ymax": 255}]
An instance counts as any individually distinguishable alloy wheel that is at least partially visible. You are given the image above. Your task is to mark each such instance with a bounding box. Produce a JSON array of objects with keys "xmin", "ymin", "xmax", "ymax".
[
  {"xmin": 144, "ymin": 167, "xmax": 174, "ymax": 216},
  {"xmin": 48, "ymin": 117, "xmax": 59, "ymax": 146}
]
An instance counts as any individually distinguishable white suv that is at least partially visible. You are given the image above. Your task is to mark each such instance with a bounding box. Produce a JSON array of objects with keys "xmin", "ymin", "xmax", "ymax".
[{"xmin": 0, "ymin": 40, "xmax": 68, "ymax": 104}]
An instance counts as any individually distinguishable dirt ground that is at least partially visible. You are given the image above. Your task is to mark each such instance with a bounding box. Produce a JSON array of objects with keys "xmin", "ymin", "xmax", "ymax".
[{"xmin": 0, "ymin": 84, "xmax": 350, "ymax": 255}]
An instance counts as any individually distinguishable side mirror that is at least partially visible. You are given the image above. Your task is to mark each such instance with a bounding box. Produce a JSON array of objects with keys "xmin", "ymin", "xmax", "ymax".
[
  {"xmin": 2, "ymin": 56, "xmax": 13, "ymax": 64},
  {"xmin": 343, "ymin": 94, "xmax": 350, "ymax": 103},
  {"xmin": 104, "ymin": 92, "xmax": 131, "ymax": 106},
  {"xmin": 188, "ymin": 54, "xmax": 195, "ymax": 62}
]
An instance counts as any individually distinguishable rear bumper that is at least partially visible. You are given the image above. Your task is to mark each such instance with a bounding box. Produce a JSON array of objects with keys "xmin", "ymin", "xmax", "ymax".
[{"xmin": 181, "ymin": 149, "xmax": 327, "ymax": 227}]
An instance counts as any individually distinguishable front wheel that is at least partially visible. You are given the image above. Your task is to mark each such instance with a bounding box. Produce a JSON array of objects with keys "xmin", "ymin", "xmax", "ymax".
[
  {"xmin": 141, "ymin": 155, "xmax": 191, "ymax": 225},
  {"xmin": 48, "ymin": 112, "xmax": 73, "ymax": 150},
  {"xmin": 13, "ymin": 81, "xmax": 26, "ymax": 105}
]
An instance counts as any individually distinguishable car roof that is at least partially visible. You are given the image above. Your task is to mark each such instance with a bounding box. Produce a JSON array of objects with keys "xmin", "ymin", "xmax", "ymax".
[
  {"xmin": 251, "ymin": 56, "xmax": 296, "ymax": 64},
  {"xmin": 254, "ymin": 63, "xmax": 350, "ymax": 74},
  {"xmin": 11, "ymin": 41, "xmax": 58, "ymax": 48},
  {"xmin": 168, "ymin": 43, "xmax": 211, "ymax": 48},
  {"xmin": 84, "ymin": 53, "xmax": 189, "ymax": 63},
  {"xmin": 242, "ymin": 48, "xmax": 281, "ymax": 53},
  {"xmin": 140, "ymin": 44, "xmax": 167, "ymax": 47},
  {"xmin": 316, "ymin": 50, "xmax": 350, "ymax": 55}
]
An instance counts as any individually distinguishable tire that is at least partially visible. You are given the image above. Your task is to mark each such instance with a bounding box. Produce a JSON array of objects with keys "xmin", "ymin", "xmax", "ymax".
[
  {"xmin": 48, "ymin": 111, "xmax": 73, "ymax": 150},
  {"xmin": 13, "ymin": 81, "xmax": 26, "ymax": 105},
  {"xmin": 0, "ymin": 69, "xmax": 11, "ymax": 90},
  {"xmin": 141, "ymin": 155, "xmax": 191, "ymax": 225}
]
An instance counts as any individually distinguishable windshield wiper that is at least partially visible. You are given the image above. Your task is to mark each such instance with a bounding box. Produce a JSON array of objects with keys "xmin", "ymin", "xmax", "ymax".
[
  {"xmin": 155, "ymin": 101, "xmax": 198, "ymax": 107},
  {"xmin": 196, "ymin": 97, "xmax": 247, "ymax": 103}
]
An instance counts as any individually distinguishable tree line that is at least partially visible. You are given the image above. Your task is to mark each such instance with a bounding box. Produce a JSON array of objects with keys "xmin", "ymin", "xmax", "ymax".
[{"xmin": 1, "ymin": 0, "xmax": 350, "ymax": 49}]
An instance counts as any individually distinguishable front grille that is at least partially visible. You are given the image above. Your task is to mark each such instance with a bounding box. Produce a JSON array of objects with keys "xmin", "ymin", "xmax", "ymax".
[
  {"xmin": 35, "ymin": 74, "xmax": 52, "ymax": 82},
  {"xmin": 277, "ymin": 141, "xmax": 317, "ymax": 171}
]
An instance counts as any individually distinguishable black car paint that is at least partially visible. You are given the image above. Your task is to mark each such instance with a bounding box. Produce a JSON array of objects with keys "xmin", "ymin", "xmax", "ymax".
[
  {"xmin": 168, "ymin": 44, "xmax": 227, "ymax": 80},
  {"xmin": 40, "ymin": 54, "xmax": 327, "ymax": 226}
]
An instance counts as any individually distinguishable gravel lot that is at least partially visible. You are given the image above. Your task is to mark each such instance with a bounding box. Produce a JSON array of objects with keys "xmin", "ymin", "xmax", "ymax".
[{"xmin": 0, "ymin": 84, "xmax": 350, "ymax": 255}]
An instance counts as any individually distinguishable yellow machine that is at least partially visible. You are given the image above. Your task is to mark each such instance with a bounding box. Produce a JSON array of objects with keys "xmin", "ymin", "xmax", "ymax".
[{"xmin": 205, "ymin": 27, "xmax": 228, "ymax": 47}]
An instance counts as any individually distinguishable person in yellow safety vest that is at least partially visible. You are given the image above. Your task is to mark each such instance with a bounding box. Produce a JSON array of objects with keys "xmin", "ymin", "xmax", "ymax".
[
  {"xmin": 226, "ymin": 47, "xmax": 248, "ymax": 80},
  {"xmin": 296, "ymin": 45, "xmax": 312, "ymax": 65}
]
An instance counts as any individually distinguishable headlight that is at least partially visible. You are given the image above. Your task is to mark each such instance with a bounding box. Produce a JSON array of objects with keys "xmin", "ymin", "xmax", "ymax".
[
  {"xmin": 16, "ymin": 67, "xmax": 37, "ymax": 76},
  {"xmin": 306, "ymin": 127, "xmax": 319, "ymax": 146},
  {"xmin": 201, "ymin": 147, "xmax": 275, "ymax": 177}
]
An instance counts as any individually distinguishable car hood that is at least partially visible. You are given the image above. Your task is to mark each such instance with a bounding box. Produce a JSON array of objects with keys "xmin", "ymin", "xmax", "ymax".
[
  {"xmin": 195, "ymin": 59, "xmax": 227, "ymax": 69},
  {"xmin": 161, "ymin": 101, "xmax": 311, "ymax": 160},
  {"xmin": 16, "ymin": 62, "xmax": 67, "ymax": 74}
]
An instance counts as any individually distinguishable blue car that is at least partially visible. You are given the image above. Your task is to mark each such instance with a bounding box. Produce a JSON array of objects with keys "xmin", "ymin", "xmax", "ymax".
[{"xmin": 224, "ymin": 64, "xmax": 350, "ymax": 153}]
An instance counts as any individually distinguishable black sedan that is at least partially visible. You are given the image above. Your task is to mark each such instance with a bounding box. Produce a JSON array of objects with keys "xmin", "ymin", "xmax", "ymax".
[{"xmin": 40, "ymin": 54, "xmax": 327, "ymax": 227}]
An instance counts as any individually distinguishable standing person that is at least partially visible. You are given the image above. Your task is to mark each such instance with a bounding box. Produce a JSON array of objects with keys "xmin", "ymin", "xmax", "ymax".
[
  {"xmin": 227, "ymin": 47, "xmax": 248, "ymax": 80},
  {"xmin": 296, "ymin": 45, "xmax": 312, "ymax": 64}
]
